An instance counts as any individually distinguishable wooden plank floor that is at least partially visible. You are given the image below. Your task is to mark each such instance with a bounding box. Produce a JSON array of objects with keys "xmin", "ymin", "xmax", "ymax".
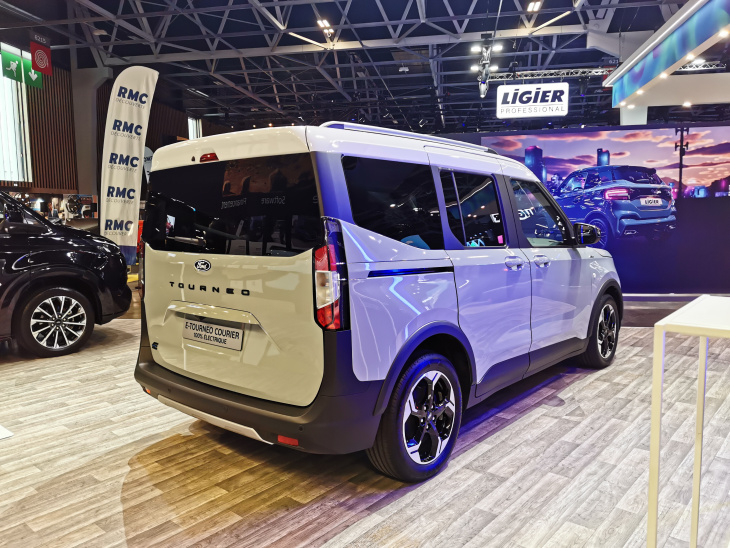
[{"xmin": 1, "ymin": 321, "xmax": 730, "ymax": 548}]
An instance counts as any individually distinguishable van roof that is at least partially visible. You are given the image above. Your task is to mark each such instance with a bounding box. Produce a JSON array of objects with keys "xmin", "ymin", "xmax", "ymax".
[{"xmin": 150, "ymin": 123, "xmax": 501, "ymax": 173}]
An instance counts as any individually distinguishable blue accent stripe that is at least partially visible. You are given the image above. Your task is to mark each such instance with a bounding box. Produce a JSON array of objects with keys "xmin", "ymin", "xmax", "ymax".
[{"xmin": 367, "ymin": 266, "xmax": 454, "ymax": 278}]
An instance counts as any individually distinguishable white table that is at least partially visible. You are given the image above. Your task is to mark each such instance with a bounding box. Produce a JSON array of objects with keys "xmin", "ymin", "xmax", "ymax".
[{"xmin": 648, "ymin": 295, "xmax": 730, "ymax": 548}]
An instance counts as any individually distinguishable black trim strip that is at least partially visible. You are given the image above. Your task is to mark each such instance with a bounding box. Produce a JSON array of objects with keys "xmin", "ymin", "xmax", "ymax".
[{"xmin": 367, "ymin": 266, "xmax": 454, "ymax": 278}]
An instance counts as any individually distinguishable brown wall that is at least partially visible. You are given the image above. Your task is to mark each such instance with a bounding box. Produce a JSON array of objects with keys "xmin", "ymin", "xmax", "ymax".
[{"xmin": 1, "ymin": 67, "xmax": 78, "ymax": 193}]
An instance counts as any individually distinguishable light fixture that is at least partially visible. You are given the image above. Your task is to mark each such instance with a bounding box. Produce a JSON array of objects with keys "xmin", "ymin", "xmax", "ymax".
[
  {"xmin": 683, "ymin": 101, "xmax": 692, "ymax": 107},
  {"xmin": 92, "ymin": 28, "xmax": 107, "ymax": 36},
  {"xmin": 268, "ymin": 122, "xmax": 273, "ymax": 127},
  {"xmin": 253, "ymin": 124, "xmax": 256, "ymax": 128},
  {"xmin": 528, "ymin": 10, "xmax": 571, "ymax": 34},
  {"xmin": 686, "ymin": 53, "xmax": 695, "ymax": 60},
  {"xmin": 489, "ymin": 65, "xmax": 498, "ymax": 71},
  {"xmin": 660, "ymin": 72, "xmax": 668, "ymax": 78},
  {"xmin": 527, "ymin": 1, "xmax": 541, "ymax": 11},
  {"xmin": 637, "ymin": 89, "xmax": 644, "ymax": 95},
  {"xmin": 471, "ymin": 44, "xmax": 482, "ymax": 53},
  {"xmin": 720, "ymin": 29, "xmax": 730, "ymax": 38},
  {"xmin": 627, "ymin": 104, "xmax": 635, "ymax": 109},
  {"xmin": 692, "ymin": 57, "xmax": 705, "ymax": 65},
  {"xmin": 317, "ymin": 19, "xmax": 330, "ymax": 28},
  {"xmin": 470, "ymin": 64, "xmax": 479, "ymax": 72},
  {"xmin": 492, "ymin": 43, "xmax": 504, "ymax": 52},
  {"xmin": 619, "ymin": 101, "xmax": 626, "ymax": 106}
]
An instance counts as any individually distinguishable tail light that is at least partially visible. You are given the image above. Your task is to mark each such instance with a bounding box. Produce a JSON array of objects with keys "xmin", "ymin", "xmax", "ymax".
[
  {"xmin": 200, "ymin": 152, "xmax": 218, "ymax": 163},
  {"xmin": 604, "ymin": 187, "xmax": 631, "ymax": 200},
  {"xmin": 138, "ymin": 243, "xmax": 145, "ymax": 300},
  {"xmin": 313, "ymin": 218, "xmax": 348, "ymax": 331}
]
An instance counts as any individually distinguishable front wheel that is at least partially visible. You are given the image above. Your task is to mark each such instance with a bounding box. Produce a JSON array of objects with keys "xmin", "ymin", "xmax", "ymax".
[
  {"xmin": 16, "ymin": 288, "xmax": 95, "ymax": 358},
  {"xmin": 366, "ymin": 353, "xmax": 462, "ymax": 482},
  {"xmin": 577, "ymin": 294, "xmax": 620, "ymax": 369}
]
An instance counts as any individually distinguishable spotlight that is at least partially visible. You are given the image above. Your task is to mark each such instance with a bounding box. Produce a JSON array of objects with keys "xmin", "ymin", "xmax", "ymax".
[
  {"xmin": 692, "ymin": 57, "xmax": 705, "ymax": 65},
  {"xmin": 619, "ymin": 101, "xmax": 626, "ymax": 106},
  {"xmin": 637, "ymin": 89, "xmax": 644, "ymax": 95},
  {"xmin": 686, "ymin": 53, "xmax": 695, "ymax": 60},
  {"xmin": 317, "ymin": 19, "xmax": 330, "ymax": 28},
  {"xmin": 527, "ymin": 1, "xmax": 541, "ymax": 11},
  {"xmin": 471, "ymin": 44, "xmax": 482, "ymax": 53},
  {"xmin": 492, "ymin": 43, "xmax": 504, "ymax": 52},
  {"xmin": 490, "ymin": 65, "xmax": 498, "ymax": 72},
  {"xmin": 660, "ymin": 72, "xmax": 668, "ymax": 78},
  {"xmin": 470, "ymin": 64, "xmax": 479, "ymax": 72},
  {"xmin": 627, "ymin": 104, "xmax": 635, "ymax": 109},
  {"xmin": 683, "ymin": 101, "xmax": 692, "ymax": 107},
  {"xmin": 720, "ymin": 29, "xmax": 730, "ymax": 38}
]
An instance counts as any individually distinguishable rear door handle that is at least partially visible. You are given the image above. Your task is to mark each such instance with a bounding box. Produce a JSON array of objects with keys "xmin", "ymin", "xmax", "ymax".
[
  {"xmin": 533, "ymin": 254, "xmax": 550, "ymax": 268},
  {"xmin": 504, "ymin": 256, "xmax": 525, "ymax": 271}
]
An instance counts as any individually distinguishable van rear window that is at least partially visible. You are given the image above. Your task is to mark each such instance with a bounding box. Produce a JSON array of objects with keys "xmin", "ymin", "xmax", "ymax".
[{"xmin": 143, "ymin": 153, "xmax": 321, "ymax": 256}]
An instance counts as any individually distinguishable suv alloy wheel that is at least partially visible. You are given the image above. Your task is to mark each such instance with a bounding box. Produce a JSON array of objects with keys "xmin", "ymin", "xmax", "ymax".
[{"xmin": 16, "ymin": 287, "xmax": 95, "ymax": 358}]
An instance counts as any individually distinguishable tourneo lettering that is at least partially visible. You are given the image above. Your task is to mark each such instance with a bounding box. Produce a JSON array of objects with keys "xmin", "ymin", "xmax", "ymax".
[{"xmin": 168, "ymin": 281, "xmax": 250, "ymax": 296}]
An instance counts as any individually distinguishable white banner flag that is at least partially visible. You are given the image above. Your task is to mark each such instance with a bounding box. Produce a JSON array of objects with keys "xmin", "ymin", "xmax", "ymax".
[{"xmin": 100, "ymin": 66, "xmax": 158, "ymax": 265}]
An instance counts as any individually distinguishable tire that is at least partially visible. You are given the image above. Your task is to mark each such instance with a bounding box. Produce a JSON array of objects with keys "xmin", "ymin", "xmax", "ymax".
[
  {"xmin": 366, "ymin": 353, "xmax": 462, "ymax": 483},
  {"xmin": 587, "ymin": 216, "xmax": 613, "ymax": 249},
  {"xmin": 16, "ymin": 287, "xmax": 95, "ymax": 358},
  {"xmin": 577, "ymin": 294, "xmax": 620, "ymax": 369}
]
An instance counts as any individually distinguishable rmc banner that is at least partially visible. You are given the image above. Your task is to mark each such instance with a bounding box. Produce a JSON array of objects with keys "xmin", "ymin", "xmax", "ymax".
[{"xmin": 100, "ymin": 66, "xmax": 158, "ymax": 266}]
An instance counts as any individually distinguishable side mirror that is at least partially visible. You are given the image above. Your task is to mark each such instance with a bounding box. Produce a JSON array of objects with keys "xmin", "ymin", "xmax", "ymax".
[{"xmin": 574, "ymin": 222, "xmax": 600, "ymax": 246}]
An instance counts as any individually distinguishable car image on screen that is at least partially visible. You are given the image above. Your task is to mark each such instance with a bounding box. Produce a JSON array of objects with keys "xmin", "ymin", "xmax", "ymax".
[{"xmin": 552, "ymin": 165, "xmax": 676, "ymax": 249}]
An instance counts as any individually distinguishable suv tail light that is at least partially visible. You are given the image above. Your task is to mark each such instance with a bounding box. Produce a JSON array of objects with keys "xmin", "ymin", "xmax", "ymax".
[
  {"xmin": 313, "ymin": 218, "xmax": 348, "ymax": 331},
  {"xmin": 604, "ymin": 187, "xmax": 631, "ymax": 200}
]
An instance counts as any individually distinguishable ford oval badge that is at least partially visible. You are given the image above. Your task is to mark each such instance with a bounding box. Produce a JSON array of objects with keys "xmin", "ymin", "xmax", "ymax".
[{"xmin": 194, "ymin": 259, "xmax": 211, "ymax": 272}]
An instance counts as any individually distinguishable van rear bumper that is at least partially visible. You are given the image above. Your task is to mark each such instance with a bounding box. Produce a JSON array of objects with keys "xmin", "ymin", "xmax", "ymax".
[{"xmin": 134, "ymin": 316, "xmax": 383, "ymax": 454}]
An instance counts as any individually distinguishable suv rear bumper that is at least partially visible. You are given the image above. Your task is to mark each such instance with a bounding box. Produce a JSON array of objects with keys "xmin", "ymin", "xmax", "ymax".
[
  {"xmin": 134, "ymin": 312, "xmax": 383, "ymax": 454},
  {"xmin": 617, "ymin": 214, "xmax": 676, "ymax": 237}
]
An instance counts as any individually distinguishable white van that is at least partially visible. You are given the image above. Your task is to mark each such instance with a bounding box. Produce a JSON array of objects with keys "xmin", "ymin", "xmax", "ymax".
[{"xmin": 136, "ymin": 122, "xmax": 622, "ymax": 482}]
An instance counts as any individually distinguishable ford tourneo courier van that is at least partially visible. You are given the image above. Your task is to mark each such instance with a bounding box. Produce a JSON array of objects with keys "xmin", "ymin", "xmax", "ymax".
[{"xmin": 135, "ymin": 123, "xmax": 622, "ymax": 482}]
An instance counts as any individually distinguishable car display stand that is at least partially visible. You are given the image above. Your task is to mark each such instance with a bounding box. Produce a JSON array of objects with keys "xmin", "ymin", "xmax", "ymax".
[{"xmin": 647, "ymin": 295, "xmax": 730, "ymax": 548}]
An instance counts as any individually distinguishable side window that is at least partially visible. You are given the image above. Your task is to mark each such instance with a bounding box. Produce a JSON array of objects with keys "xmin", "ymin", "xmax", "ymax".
[
  {"xmin": 452, "ymin": 171, "xmax": 505, "ymax": 247},
  {"xmin": 510, "ymin": 179, "xmax": 570, "ymax": 247},
  {"xmin": 562, "ymin": 173, "xmax": 585, "ymax": 194},
  {"xmin": 342, "ymin": 156, "xmax": 443, "ymax": 250},
  {"xmin": 438, "ymin": 171, "xmax": 466, "ymax": 245},
  {"xmin": 0, "ymin": 197, "xmax": 24, "ymax": 224}
]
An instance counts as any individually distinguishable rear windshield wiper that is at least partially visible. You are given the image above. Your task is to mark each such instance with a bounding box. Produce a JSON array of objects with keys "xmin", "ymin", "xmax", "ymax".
[{"xmin": 166, "ymin": 235, "xmax": 206, "ymax": 247}]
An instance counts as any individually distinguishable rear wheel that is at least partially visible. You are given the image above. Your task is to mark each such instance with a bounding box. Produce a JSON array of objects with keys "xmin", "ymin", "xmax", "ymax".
[
  {"xmin": 16, "ymin": 288, "xmax": 95, "ymax": 358},
  {"xmin": 588, "ymin": 216, "xmax": 612, "ymax": 249},
  {"xmin": 578, "ymin": 294, "xmax": 619, "ymax": 369},
  {"xmin": 367, "ymin": 353, "xmax": 462, "ymax": 482}
]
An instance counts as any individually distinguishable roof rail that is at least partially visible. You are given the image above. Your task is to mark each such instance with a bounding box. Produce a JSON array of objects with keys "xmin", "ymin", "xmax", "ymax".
[{"xmin": 320, "ymin": 122, "xmax": 499, "ymax": 156}]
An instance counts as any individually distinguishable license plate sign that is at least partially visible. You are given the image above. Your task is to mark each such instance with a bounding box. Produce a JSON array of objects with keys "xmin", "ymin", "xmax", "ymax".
[
  {"xmin": 640, "ymin": 197, "xmax": 662, "ymax": 206},
  {"xmin": 183, "ymin": 319, "xmax": 243, "ymax": 351}
]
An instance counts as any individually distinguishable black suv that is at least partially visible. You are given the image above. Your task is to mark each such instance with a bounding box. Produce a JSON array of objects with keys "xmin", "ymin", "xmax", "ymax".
[{"xmin": 0, "ymin": 191, "xmax": 131, "ymax": 357}]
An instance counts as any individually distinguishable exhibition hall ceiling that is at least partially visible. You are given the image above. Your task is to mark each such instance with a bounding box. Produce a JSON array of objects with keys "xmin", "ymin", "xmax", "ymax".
[{"xmin": 2, "ymin": 0, "xmax": 728, "ymax": 131}]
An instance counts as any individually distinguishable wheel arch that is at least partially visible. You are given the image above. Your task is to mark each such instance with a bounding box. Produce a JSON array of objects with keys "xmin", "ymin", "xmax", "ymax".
[
  {"xmin": 584, "ymin": 211, "xmax": 616, "ymax": 238},
  {"xmin": 589, "ymin": 279, "xmax": 623, "ymax": 338},
  {"xmin": 373, "ymin": 322, "xmax": 476, "ymax": 416},
  {"xmin": 12, "ymin": 273, "xmax": 101, "ymax": 337}
]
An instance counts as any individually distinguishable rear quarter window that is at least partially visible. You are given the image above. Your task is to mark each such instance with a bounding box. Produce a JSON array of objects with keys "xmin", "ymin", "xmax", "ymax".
[{"xmin": 341, "ymin": 156, "xmax": 443, "ymax": 250}]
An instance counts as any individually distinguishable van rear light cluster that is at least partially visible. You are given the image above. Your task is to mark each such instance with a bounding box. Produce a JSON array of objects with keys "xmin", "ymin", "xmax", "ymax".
[
  {"xmin": 604, "ymin": 187, "xmax": 631, "ymax": 200},
  {"xmin": 313, "ymin": 218, "xmax": 348, "ymax": 331}
]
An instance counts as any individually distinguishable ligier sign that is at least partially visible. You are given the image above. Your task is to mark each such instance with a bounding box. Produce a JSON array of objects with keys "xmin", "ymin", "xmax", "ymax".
[{"xmin": 496, "ymin": 82, "xmax": 569, "ymax": 119}]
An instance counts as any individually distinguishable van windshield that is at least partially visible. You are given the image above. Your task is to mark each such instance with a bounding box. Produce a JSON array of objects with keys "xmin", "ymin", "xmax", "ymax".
[{"xmin": 143, "ymin": 153, "xmax": 322, "ymax": 256}]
